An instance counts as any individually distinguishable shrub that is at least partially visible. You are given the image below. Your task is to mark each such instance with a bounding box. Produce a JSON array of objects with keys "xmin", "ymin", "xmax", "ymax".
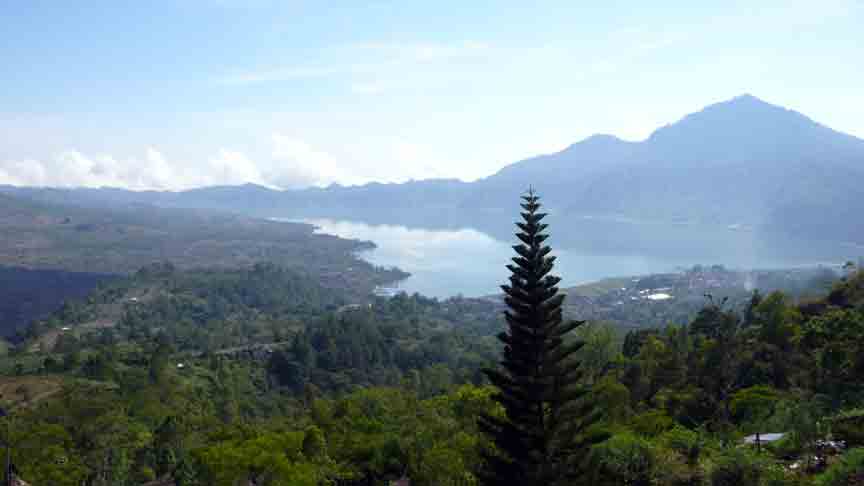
[
  {"xmin": 829, "ymin": 409, "xmax": 864, "ymax": 447},
  {"xmin": 709, "ymin": 448, "xmax": 765, "ymax": 486},
  {"xmin": 660, "ymin": 426, "xmax": 705, "ymax": 466},
  {"xmin": 589, "ymin": 432, "xmax": 656, "ymax": 486},
  {"xmin": 652, "ymin": 447, "xmax": 701, "ymax": 486},
  {"xmin": 816, "ymin": 448, "xmax": 864, "ymax": 486},
  {"xmin": 651, "ymin": 427, "xmax": 716, "ymax": 486},
  {"xmin": 630, "ymin": 409, "xmax": 675, "ymax": 437}
]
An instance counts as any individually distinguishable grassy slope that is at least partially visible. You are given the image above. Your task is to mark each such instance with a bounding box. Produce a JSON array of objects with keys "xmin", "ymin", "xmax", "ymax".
[{"xmin": 0, "ymin": 375, "xmax": 65, "ymax": 410}]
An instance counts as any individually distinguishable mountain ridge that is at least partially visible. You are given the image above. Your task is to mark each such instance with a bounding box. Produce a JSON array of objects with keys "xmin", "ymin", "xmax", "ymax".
[{"xmin": 3, "ymin": 94, "xmax": 863, "ymax": 243}]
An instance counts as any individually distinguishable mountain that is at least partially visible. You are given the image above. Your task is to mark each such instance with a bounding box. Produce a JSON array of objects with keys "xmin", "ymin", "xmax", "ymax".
[
  {"xmin": 467, "ymin": 94, "xmax": 864, "ymax": 222},
  {"xmin": 3, "ymin": 94, "xmax": 864, "ymax": 243}
]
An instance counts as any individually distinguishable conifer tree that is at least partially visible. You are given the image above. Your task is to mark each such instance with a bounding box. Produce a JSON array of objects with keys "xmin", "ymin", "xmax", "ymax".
[{"xmin": 479, "ymin": 189, "xmax": 606, "ymax": 485}]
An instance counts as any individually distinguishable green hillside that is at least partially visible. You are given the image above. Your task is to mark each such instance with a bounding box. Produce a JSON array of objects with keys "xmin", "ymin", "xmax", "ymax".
[
  {"xmin": 1, "ymin": 257, "xmax": 862, "ymax": 484},
  {"xmin": 1, "ymin": 193, "xmax": 863, "ymax": 485}
]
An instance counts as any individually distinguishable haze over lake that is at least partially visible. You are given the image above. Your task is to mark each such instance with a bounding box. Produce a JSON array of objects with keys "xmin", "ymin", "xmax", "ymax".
[{"xmin": 291, "ymin": 217, "xmax": 851, "ymax": 298}]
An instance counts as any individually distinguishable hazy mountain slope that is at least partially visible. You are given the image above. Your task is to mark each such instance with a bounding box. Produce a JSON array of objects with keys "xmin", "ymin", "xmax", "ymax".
[
  {"xmin": 465, "ymin": 134, "xmax": 639, "ymax": 211},
  {"xmin": 643, "ymin": 94, "xmax": 863, "ymax": 168},
  {"xmin": 476, "ymin": 94, "xmax": 864, "ymax": 222}
]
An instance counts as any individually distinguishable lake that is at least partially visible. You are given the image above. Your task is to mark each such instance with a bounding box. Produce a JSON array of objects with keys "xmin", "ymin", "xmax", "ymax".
[{"xmin": 289, "ymin": 217, "xmax": 849, "ymax": 299}]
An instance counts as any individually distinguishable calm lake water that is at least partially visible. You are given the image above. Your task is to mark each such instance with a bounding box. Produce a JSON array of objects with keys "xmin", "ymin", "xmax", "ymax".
[{"xmin": 290, "ymin": 217, "xmax": 848, "ymax": 299}]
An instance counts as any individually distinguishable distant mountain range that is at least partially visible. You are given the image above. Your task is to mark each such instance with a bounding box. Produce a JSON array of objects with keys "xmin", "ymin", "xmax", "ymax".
[{"xmin": 3, "ymin": 94, "xmax": 864, "ymax": 244}]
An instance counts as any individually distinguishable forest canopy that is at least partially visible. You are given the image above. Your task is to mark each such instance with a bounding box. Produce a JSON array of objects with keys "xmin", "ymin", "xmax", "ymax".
[{"xmin": 0, "ymin": 194, "xmax": 862, "ymax": 485}]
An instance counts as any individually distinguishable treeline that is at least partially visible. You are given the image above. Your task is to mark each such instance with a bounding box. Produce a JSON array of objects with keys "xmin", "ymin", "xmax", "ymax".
[
  {"xmin": 267, "ymin": 308, "xmax": 493, "ymax": 395},
  {"xmin": 2, "ymin": 254, "xmax": 864, "ymax": 483},
  {"xmin": 11, "ymin": 263, "xmax": 499, "ymax": 395},
  {"xmin": 620, "ymin": 289, "xmax": 864, "ymax": 425},
  {"xmin": 18, "ymin": 262, "xmax": 346, "ymax": 347},
  {"xmin": 2, "ymin": 273, "xmax": 864, "ymax": 485},
  {"xmin": 4, "ymin": 283, "xmax": 492, "ymax": 485},
  {"xmin": 4, "ymin": 369, "xmax": 496, "ymax": 485}
]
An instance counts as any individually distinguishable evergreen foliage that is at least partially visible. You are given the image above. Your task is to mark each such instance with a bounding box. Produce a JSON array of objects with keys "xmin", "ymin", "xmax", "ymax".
[{"xmin": 479, "ymin": 189, "xmax": 606, "ymax": 485}]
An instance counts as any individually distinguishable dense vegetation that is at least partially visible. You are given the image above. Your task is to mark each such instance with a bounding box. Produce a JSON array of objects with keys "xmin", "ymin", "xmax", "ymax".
[
  {"xmin": 0, "ymin": 194, "xmax": 862, "ymax": 485},
  {"xmin": 7, "ymin": 263, "xmax": 497, "ymax": 395}
]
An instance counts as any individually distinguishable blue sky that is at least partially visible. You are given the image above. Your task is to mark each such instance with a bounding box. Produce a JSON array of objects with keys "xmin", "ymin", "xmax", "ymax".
[{"xmin": 1, "ymin": 0, "xmax": 862, "ymax": 190}]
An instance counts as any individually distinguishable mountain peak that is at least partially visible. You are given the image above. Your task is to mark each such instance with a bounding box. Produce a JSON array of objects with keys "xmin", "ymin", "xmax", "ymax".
[
  {"xmin": 647, "ymin": 93, "xmax": 820, "ymax": 143},
  {"xmin": 638, "ymin": 93, "xmax": 864, "ymax": 169},
  {"xmin": 728, "ymin": 93, "xmax": 765, "ymax": 104},
  {"xmin": 561, "ymin": 134, "xmax": 628, "ymax": 152},
  {"xmin": 703, "ymin": 93, "xmax": 787, "ymax": 113},
  {"xmin": 582, "ymin": 133, "xmax": 625, "ymax": 144}
]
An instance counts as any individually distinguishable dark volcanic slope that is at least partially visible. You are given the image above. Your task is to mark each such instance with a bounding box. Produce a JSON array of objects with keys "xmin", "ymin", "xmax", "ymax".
[
  {"xmin": 0, "ymin": 193, "xmax": 408, "ymax": 335},
  {"xmin": 0, "ymin": 193, "xmax": 405, "ymax": 294},
  {"xmin": 0, "ymin": 266, "xmax": 114, "ymax": 337}
]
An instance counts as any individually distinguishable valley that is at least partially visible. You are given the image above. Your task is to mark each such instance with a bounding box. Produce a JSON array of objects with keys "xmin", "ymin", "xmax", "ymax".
[
  {"xmin": 4, "ymin": 2, "xmax": 864, "ymax": 482},
  {"xmin": 0, "ymin": 95, "xmax": 862, "ymax": 485}
]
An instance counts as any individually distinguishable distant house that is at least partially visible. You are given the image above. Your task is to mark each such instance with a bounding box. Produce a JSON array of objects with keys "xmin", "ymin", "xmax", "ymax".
[
  {"xmin": 645, "ymin": 293, "xmax": 673, "ymax": 301},
  {"xmin": 743, "ymin": 432, "xmax": 785, "ymax": 445},
  {"xmin": 337, "ymin": 304, "xmax": 363, "ymax": 313}
]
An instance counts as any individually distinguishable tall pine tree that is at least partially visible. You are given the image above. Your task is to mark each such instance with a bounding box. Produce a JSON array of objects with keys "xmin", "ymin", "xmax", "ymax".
[{"xmin": 479, "ymin": 189, "xmax": 606, "ymax": 485}]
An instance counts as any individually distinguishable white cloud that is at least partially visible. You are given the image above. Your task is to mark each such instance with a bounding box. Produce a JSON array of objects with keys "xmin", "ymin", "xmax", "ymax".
[
  {"xmin": 0, "ymin": 150, "xmax": 163, "ymax": 190},
  {"xmin": 0, "ymin": 131, "xmax": 475, "ymax": 191},
  {"xmin": 203, "ymin": 149, "xmax": 269, "ymax": 187},
  {"xmin": 268, "ymin": 134, "xmax": 360, "ymax": 188},
  {"xmin": 389, "ymin": 141, "xmax": 450, "ymax": 180},
  {"xmin": 2, "ymin": 149, "xmax": 185, "ymax": 190},
  {"xmin": 0, "ymin": 138, "xmax": 350, "ymax": 191}
]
